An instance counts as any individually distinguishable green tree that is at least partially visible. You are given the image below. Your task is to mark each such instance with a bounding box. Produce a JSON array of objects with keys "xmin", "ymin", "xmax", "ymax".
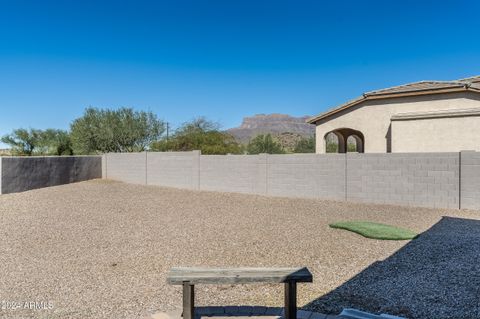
[
  {"xmin": 326, "ymin": 141, "xmax": 338, "ymax": 153},
  {"xmin": 293, "ymin": 136, "xmax": 315, "ymax": 153},
  {"xmin": 1, "ymin": 128, "xmax": 72, "ymax": 156},
  {"xmin": 246, "ymin": 134, "xmax": 285, "ymax": 154},
  {"xmin": 325, "ymin": 132, "xmax": 339, "ymax": 153},
  {"xmin": 1, "ymin": 128, "xmax": 42, "ymax": 155},
  {"xmin": 37, "ymin": 129, "xmax": 73, "ymax": 155},
  {"xmin": 325, "ymin": 139, "xmax": 358, "ymax": 153},
  {"xmin": 70, "ymin": 107, "xmax": 165, "ymax": 154},
  {"xmin": 347, "ymin": 143, "xmax": 357, "ymax": 152},
  {"xmin": 151, "ymin": 117, "xmax": 243, "ymax": 155}
]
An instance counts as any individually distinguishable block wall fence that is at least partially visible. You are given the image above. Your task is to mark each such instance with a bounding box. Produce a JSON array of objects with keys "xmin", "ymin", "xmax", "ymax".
[
  {"xmin": 103, "ymin": 151, "xmax": 480, "ymax": 210},
  {"xmin": 0, "ymin": 156, "xmax": 102, "ymax": 194}
]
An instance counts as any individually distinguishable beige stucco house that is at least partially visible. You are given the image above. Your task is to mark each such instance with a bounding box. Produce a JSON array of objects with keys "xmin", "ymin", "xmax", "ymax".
[{"xmin": 308, "ymin": 76, "xmax": 480, "ymax": 153}]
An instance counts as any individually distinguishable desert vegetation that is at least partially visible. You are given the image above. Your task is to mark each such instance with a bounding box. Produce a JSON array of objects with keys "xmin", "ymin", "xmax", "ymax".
[
  {"xmin": 150, "ymin": 117, "xmax": 243, "ymax": 155},
  {"xmin": 1, "ymin": 107, "xmax": 317, "ymax": 155},
  {"xmin": 70, "ymin": 107, "xmax": 165, "ymax": 154},
  {"xmin": 1, "ymin": 128, "xmax": 73, "ymax": 156}
]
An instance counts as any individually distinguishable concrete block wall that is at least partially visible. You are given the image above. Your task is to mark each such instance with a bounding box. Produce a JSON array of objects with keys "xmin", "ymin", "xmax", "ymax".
[
  {"xmin": 267, "ymin": 154, "xmax": 345, "ymax": 200},
  {"xmin": 103, "ymin": 151, "xmax": 480, "ymax": 210},
  {"xmin": 460, "ymin": 151, "xmax": 480, "ymax": 210},
  {"xmin": 200, "ymin": 154, "xmax": 267, "ymax": 194},
  {"xmin": 147, "ymin": 151, "xmax": 200, "ymax": 190},
  {"xmin": 346, "ymin": 153, "xmax": 460, "ymax": 209},
  {"xmin": 101, "ymin": 154, "xmax": 107, "ymax": 179},
  {"xmin": 104, "ymin": 152, "xmax": 147, "ymax": 184},
  {"xmin": 0, "ymin": 156, "xmax": 102, "ymax": 194},
  {"xmin": 0, "ymin": 157, "xmax": 3, "ymax": 194}
]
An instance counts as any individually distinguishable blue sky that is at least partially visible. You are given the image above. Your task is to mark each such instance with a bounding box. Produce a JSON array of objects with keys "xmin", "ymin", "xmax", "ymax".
[{"xmin": 1, "ymin": 0, "xmax": 479, "ymax": 145}]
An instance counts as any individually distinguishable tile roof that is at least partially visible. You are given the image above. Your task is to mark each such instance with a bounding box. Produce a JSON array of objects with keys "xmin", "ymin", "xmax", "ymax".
[
  {"xmin": 364, "ymin": 81, "xmax": 466, "ymax": 96},
  {"xmin": 307, "ymin": 75, "xmax": 480, "ymax": 124},
  {"xmin": 365, "ymin": 76, "xmax": 480, "ymax": 96},
  {"xmin": 457, "ymin": 75, "xmax": 480, "ymax": 83}
]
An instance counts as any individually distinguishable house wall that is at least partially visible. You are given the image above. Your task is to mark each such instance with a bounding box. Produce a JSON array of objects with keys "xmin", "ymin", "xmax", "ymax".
[
  {"xmin": 314, "ymin": 92, "xmax": 480, "ymax": 153},
  {"xmin": 391, "ymin": 115, "xmax": 480, "ymax": 152}
]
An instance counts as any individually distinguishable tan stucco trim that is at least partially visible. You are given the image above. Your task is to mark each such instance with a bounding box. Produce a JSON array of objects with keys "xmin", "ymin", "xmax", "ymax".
[
  {"xmin": 391, "ymin": 108, "xmax": 480, "ymax": 121},
  {"xmin": 307, "ymin": 87, "xmax": 478, "ymax": 124},
  {"xmin": 307, "ymin": 98, "xmax": 366, "ymax": 124}
]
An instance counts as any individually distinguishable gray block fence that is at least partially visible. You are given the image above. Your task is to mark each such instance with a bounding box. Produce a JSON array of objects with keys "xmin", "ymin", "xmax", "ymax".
[
  {"xmin": 0, "ymin": 156, "xmax": 102, "ymax": 194},
  {"xmin": 103, "ymin": 151, "xmax": 480, "ymax": 210},
  {"xmin": 460, "ymin": 151, "xmax": 480, "ymax": 210}
]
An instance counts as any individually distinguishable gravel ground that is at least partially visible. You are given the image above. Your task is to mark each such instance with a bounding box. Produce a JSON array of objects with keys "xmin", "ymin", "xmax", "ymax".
[
  {"xmin": 305, "ymin": 216, "xmax": 480, "ymax": 319},
  {"xmin": 0, "ymin": 180, "xmax": 478, "ymax": 319}
]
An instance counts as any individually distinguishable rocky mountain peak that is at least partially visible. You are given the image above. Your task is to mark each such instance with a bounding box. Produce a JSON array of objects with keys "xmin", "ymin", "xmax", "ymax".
[{"xmin": 227, "ymin": 113, "xmax": 315, "ymax": 143}]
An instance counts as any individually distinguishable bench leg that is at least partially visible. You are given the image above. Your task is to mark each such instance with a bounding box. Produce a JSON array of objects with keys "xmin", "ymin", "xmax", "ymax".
[
  {"xmin": 284, "ymin": 281, "xmax": 297, "ymax": 319},
  {"xmin": 183, "ymin": 283, "xmax": 195, "ymax": 319}
]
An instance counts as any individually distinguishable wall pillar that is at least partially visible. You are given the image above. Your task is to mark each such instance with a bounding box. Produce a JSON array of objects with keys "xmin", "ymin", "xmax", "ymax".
[
  {"xmin": 102, "ymin": 154, "xmax": 107, "ymax": 179},
  {"xmin": 258, "ymin": 153, "xmax": 268, "ymax": 195},
  {"xmin": 336, "ymin": 132, "xmax": 346, "ymax": 153},
  {"xmin": 0, "ymin": 156, "xmax": 3, "ymax": 195},
  {"xmin": 460, "ymin": 151, "xmax": 480, "ymax": 210},
  {"xmin": 192, "ymin": 150, "xmax": 201, "ymax": 190}
]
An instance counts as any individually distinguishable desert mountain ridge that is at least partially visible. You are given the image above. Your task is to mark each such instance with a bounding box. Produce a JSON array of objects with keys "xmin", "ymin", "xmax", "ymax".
[{"xmin": 227, "ymin": 113, "xmax": 315, "ymax": 143}]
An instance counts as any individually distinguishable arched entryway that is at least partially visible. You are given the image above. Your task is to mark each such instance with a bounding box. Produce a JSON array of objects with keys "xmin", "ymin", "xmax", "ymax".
[{"xmin": 324, "ymin": 128, "xmax": 365, "ymax": 153}]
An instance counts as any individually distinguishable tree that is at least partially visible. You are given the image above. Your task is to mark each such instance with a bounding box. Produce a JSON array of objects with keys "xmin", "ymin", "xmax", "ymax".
[
  {"xmin": 37, "ymin": 129, "xmax": 73, "ymax": 155},
  {"xmin": 293, "ymin": 136, "xmax": 315, "ymax": 153},
  {"xmin": 151, "ymin": 117, "xmax": 244, "ymax": 155},
  {"xmin": 70, "ymin": 107, "xmax": 165, "ymax": 154},
  {"xmin": 246, "ymin": 134, "xmax": 285, "ymax": 154},
  {"xmin": 1, "ymin": 128, "xmax": 42, "ymax": 155},
  {"xmin": 326, "ymin": 142, "xmax": 338, "ymax": 153},
  {"xmin": 1, "ymin": 128, "xmax": 73, "ymax": 156}
]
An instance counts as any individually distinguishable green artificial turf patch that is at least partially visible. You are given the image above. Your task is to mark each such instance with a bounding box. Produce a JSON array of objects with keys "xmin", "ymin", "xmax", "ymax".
[{"xmin": 329, "ymin": 221, "xmax": 418, "ymax": 240}]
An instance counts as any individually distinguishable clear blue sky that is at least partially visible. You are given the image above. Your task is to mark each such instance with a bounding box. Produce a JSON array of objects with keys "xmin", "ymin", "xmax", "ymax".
[{"xmin": 1, "ymin": 0, "xmax": 479, "ymax": 145}]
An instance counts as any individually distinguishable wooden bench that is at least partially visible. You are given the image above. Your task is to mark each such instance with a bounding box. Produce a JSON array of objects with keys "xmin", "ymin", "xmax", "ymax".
[{"xmin": 167, "ymin": 267, "xmax": 313, "ymax": 319}]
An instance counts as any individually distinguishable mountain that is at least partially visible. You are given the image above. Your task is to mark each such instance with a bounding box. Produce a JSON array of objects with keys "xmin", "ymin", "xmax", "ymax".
[{"xmin": 227, "ymin": 113, "xmax": 315, "ymax": 143}]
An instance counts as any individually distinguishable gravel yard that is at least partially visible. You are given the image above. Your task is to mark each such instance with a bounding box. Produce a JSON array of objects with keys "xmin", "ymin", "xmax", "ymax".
[{"xmin": 0, "ymin": 180, "xmax": 479, "ymax": 319}]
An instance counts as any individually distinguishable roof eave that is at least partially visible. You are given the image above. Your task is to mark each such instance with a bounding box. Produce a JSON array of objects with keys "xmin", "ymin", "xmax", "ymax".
[
  {"xmin": 307, "ymin": 86, "xmax": 474, "ymax": 125},
  {"xmin": 306, "ymin": 97, "xmax": 366, "ymax": 124}
]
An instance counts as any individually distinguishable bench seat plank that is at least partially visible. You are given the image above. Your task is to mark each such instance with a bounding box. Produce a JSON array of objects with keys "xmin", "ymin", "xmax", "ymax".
[{"xmin": 167, "ymin": 267, "xmax": 313, "ymax": 285}]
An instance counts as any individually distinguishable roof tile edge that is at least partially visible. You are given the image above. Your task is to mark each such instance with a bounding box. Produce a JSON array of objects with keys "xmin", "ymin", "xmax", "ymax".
[{"xmin": 307, "ymin": 75, "xmax": 480, "ymax": 124}]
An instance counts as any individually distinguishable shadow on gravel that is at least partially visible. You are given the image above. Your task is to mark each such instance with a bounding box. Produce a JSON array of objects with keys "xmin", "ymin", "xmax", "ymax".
[
  {"xmin": 195, "ymin": 306, "xmax": 284, "ymax": 317},
  {"xmin": 303, "ymin": 216, "xmax": 480, "ymax": 319}
]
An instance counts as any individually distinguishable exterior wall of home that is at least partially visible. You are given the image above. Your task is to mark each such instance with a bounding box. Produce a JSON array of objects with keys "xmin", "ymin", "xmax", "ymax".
[
  {"xmin": 391, "ymin": 115, "xmax": 480, "ymax": 152},
  {"xmin": 0, "ymin": 156, "xmax": 102, "ymax": 194},
  {"xmin": 314, "ymin": 92, "xmax": 480, "ymax": 153}
]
